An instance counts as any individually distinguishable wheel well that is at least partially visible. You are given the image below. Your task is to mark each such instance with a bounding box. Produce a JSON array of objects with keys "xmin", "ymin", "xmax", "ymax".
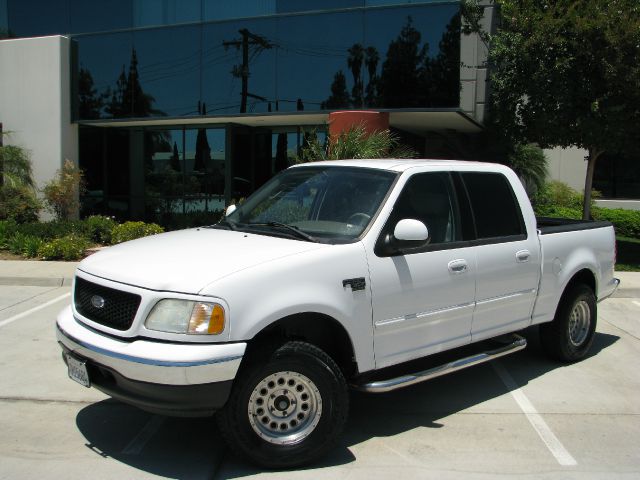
[
  {"xmin": 565, "ymin": 269, "xmax": 596, "ymax": 297},
  {"xmin": 246, "ymin": 313, "xmax": 358, "ymax": 378},
  {"xmin": 556, "ymin": 269, "xmax": 596, "ymax": 314}
]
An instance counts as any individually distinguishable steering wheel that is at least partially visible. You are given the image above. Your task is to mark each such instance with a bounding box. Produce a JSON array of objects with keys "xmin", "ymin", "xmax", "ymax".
[{"xmin": 347, "ymin": 212, "xmax": 371, "ymax": 226}]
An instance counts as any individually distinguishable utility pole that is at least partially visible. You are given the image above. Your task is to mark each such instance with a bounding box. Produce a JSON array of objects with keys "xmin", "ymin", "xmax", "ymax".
[{"xmin": 223, "ymin": 29, "xmax": 273, "ymax": 113}]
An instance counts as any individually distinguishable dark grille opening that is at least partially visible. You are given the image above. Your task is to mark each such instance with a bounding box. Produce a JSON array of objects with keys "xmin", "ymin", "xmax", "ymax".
[{"xmin": 74, "ymin": 277, "xmax": 141, "ymax": 331}]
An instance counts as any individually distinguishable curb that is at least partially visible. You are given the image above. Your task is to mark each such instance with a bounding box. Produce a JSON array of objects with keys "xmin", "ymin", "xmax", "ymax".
[{"xmin": 0, "ymin": 277, "xmax": 74, "ymax": 287}]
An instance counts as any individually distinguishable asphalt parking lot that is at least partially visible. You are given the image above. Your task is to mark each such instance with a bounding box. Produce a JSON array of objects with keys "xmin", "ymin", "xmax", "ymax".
[{"xmin": 0, "ymin": 281, "xmax": 639, "ymax": 479}]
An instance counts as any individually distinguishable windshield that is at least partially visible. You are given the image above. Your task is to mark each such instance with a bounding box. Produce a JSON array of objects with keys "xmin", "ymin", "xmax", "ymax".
[{"xmin": 223, "ymin": 166, "xmax": 397, "ymax": 243}]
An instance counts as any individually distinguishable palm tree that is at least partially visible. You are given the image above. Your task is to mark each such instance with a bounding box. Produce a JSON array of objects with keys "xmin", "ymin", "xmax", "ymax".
[
  {"xmin": 507, "ymin": 144, "xmax": 548, "ymax": 197},
  {"xmin": 298, "ymin": 124, "xmax": 415, "ymax": 162}
]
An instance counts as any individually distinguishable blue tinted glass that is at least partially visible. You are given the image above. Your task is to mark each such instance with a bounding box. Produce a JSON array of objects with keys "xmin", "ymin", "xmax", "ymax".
[
  {"xmin": 7, "ymin": 0, "xmax": 69, "ymax": 37},
  {"xmin": 203, "ymin": 0, "xmax": 275, "ymax": 22},
  {"xmin": 75, "ymin": 31, "xmax": 133, "ymax": 119},
  {"xmin": 133, "ymin": 25, "xmax": 202, "ymax": 117},
  {"xmin": 133, "ymin": 0, "xmax": 200, "ymax": 28},
  {"xmin": 276, "ymin": 0, "xmax": 363, "ymax": 13},
  {"xmin": 364, "ymin": 4, "xmax": 460, "ymax": 108},
  {"xmin": 0, "ymin": 0, "xmax": 8, "ymax": 36},
  {"xmin": 70, "ymin": 0, "xmax": 132, "ymax": 34},
  {"xmin": 275, "ymin": 10, "xmax": 364, "ymax": 112},
  {"xmin": 202, "ymin": 18, "xmax": 276, "ymax": 114},
  {"xmin": 366, "ymin": 1, "xmax": 446, "ymax": 6}
]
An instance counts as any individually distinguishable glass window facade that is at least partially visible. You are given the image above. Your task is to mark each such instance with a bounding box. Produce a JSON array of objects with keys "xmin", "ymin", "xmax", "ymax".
[
  {"xmin": 593, "ymin": 153, "xmax": 640, "ymax": 200},
  {"xmin": 70, "ymin": 2, "xmax": 460, "ymax": 119}
]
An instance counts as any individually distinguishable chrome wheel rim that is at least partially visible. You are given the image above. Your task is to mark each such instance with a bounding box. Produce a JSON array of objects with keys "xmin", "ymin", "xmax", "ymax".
[
  {"xmin": 247, "ymin": 371, "xmax": 322, "ymax": 445},
  {"xmin": 568, "ymin": 300, "xmax": 591, "ymax": 347}
]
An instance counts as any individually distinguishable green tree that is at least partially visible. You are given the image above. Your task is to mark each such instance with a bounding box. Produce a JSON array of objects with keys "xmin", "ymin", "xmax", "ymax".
[
  {"xmin": 322, "ymin": 71, "xmax": 351, "ymax": 109},
  {"xmin": 42, "ymin": 160, "xmax": 85, "ymax": 220},
  {"xmin": 507, "ymin": 144, "xmax": 548, "ymax": 197},
  {"xmin": 489, "ymin": 0, "xmax": 640, "ymax": 219},
  {"xmin": 0, "ymin": 141, "xmax": 34, "ymax": 189}
]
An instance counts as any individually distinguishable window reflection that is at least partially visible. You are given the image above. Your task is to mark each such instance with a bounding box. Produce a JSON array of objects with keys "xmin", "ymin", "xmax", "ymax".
[
  {"xmin": 133, "ymin": 0, "xmax": 200, "ymax": 28},
  {"xmin": 133, "ymin": 25, "xmax": 201, "ymax": 117},
  {"xmin": 7, "ymin": 0, "xmax": 69, "ymax": 37},
  {"xmin": 202, "ymin": 18, "xmax": 276, "ymax": 115},
  {"xmin": 276, "ymin": 0, "xmax": 363, "ymax": 14},
  {"xmin": 70, "ymin": 0, "xmax": 132, "ymax": 34},
  {"xmin": 203, "ymin": 0, "xmax": 275, "ymax": 22}
]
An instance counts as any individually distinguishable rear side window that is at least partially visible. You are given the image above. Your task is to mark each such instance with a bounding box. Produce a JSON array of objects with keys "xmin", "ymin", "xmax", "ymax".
[{"xmin": 461, "ymin": 172, "xmax": 525, "ymax": 239}]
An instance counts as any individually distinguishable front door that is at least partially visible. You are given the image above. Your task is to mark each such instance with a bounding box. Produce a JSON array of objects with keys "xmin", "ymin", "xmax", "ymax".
[{"xmin": 367, "ymin": 172, "xmax": 476, "ymax": 369}]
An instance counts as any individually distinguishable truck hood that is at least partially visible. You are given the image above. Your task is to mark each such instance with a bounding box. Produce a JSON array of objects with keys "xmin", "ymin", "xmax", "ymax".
[{"xmin": 78, "ymin": 228, "xmax": 327, "ymax": 294}]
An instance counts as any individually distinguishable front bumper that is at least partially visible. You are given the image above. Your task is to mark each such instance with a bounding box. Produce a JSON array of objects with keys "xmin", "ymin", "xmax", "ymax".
[{"xmin": 56, "ymin": 306, "xmax": 246, "ymax": 416}]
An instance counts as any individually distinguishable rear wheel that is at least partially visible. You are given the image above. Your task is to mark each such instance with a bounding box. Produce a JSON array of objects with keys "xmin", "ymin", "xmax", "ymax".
[
  {"xmin": 217, "ymin": 341, "xmax": 349, "ymax": 468},
  {"xmin": 540, "ymin": 284, "xmax": 597, "ymax": 362}
]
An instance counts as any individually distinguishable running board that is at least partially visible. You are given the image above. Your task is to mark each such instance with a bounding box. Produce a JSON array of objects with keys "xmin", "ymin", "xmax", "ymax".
[{"xmin": 354, "ymin": 334, "xmax": 527, "ymax": 393}]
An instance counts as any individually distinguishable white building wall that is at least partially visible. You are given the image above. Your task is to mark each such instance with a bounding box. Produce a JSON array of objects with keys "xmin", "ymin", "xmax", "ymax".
[
  {"xmin": 0, "ymin": 35, "xmax": 78, "ymax": 219},
  {"xmin": 544, "ymin": 146, "xmax": 588, "ymax": 192}
]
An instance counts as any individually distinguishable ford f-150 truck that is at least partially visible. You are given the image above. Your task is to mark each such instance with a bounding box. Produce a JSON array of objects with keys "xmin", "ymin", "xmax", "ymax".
[{"xmin": 56, "ymin": 159, "xmax": 619, "ymax": 467}]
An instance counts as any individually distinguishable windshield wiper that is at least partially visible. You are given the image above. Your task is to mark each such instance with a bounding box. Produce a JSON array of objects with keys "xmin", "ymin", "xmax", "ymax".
[
  {"xmin": 247, "ymin": 222, "xmax": 316, "ymax": 242},
  {"xmin": 209, "ymin": 219, "xmax": 237, "ymax": 231}
]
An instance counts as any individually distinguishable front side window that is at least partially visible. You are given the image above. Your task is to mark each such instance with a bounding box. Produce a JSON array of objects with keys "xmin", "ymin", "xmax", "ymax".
[
  {"xmin": 460, "ymin": 172, "xmax": 525, "ymax": 239},
  {"xmin": 388, "ymin": 172, "xmax": 461, "ymax": 246},
  {"xmin": 223, "ymin": 166, "xmax": 397, "ymax": 243}
]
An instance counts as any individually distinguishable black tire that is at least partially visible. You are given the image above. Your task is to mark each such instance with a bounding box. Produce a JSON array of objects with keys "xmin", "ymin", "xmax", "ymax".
[
  {"xmin": 216, "ymin": 341, "xmax": 349, "ymax": 468},
  {"xmin": 540, "ymin": 284, "xmax": 597, "ymax": 362}
]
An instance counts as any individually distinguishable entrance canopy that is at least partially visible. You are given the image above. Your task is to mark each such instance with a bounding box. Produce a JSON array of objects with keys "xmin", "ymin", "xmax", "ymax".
[{"xmin": 79, "ymin": 109, "xmax": 483, "ymax": 134}]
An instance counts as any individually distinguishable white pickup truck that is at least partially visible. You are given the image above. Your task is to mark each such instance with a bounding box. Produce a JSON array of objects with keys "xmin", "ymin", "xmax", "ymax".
[{"xmin": 56, "ymin": 159, "xmax": 618, "ymax": 467}]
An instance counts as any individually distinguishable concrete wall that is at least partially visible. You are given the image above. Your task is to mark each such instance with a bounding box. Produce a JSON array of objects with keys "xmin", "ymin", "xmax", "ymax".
[
  {"xmin": 544, "ymin": 146, "xmax": 588, "ymax": 192},
  {"xmin": 0, "ymin": 35, "xmax": 78, "ymax": 219},
  {"xmin": 460, "ymin": 0, "xmax": 495, "ymax": 124}
]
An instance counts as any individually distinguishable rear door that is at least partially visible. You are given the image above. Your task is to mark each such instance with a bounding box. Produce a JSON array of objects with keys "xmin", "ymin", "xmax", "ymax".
[{"xmin": 458, "ymin": 172, "xmax": 540, "ymax": 341}]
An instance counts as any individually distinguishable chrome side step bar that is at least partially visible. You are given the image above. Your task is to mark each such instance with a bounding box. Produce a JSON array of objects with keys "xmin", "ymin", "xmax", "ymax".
[{"xmin": 354, "ymin": 334, "xmax": 527, "ymax": 393}]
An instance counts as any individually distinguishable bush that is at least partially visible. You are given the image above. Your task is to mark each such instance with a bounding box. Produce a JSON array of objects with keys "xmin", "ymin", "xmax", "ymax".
[
  {"xmin": 6, "ymin": 232, "xmax": 44, "ymax": 258},
  {"xmin": 42, "ymin": 159, "xmax": 85, "ymax": 220},
  {"xmin": 111, "ymin": 221, "xmax": 164, "ymax": 244},
  {"xmin": 0, "ymin": 185, "xmax": 41, "ymax": 223},
  {"xmin": 533, "ymin": 181, "xmax": 586, "ymax": 210},
  {"xmin": 37, "ymin": 235, "xmax": 89, "ymax": 261},
  {"xmin": 0, "ymin": 219, "xmax": 18, "ymax": 249},
  {"xmin": 592, "ymin": 207, "xmax": 640, "ymax": 238},
  {"xmin": 84, "ymin": 215, "xmax": 116, "ymax": 244},
  {"xmin": 12, "ymin": 220, "xmax": 85, "ymax": 241}
]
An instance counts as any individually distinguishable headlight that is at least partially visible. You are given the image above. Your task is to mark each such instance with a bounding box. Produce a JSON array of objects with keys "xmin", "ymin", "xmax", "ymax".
[{"xmin": 145, "ymin": 299, "xmax": 225, "ymax": 335}]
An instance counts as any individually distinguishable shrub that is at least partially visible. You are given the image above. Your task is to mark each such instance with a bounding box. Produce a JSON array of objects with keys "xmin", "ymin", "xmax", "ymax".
[
  {"xmin": 592, "ymin": 207, "xmax": 640, "ymax": 238},
  {"xmin": 42, "ymin": 160, "xmax": 85, "ymax": 220},
  {"xmin": 0, "ymin": 219, "xmax": 18, "ymax": 249},
  {"xmin": 0, "ymin": 185, "xmax": 41, "ymax": 223},
  {"xmin": 37, "ymin": 235, "xmax": 89, "ymax": 261},
  {"xmin": 84, "ymin": 215, "xmax": 116, "ymax": 244},
  {"xmin": 111, "ymin": 221, "xmax": 164, "ymax": 244},
  {"xmin": 6, "ymin": 232, "xmax": 44, "ymax": 257},
  {"xmin": 13, "ymin": 220, "xmax": 85, "ymax": 241},
  {"xmin": 533, "ymin": 181, "xmax": 586, "ymax": 210}
]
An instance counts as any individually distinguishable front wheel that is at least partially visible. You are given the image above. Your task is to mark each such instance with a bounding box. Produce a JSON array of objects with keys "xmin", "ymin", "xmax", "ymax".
[
  {"xmin": 540, "ymin": 284, "xmax": 597, "ymax": 362},
  {"xmin": 217, "ymin": 341, "xmax": 349, "ymax": 468}
]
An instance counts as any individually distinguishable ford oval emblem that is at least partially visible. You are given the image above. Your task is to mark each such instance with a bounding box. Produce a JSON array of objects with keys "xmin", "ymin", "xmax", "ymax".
[{"xmin": 91, "ymin": 295, "xmax": 105, "ymax": 309}]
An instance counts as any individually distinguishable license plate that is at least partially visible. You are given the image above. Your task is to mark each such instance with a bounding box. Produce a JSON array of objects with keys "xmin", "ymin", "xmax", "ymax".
[{"xmin": 67, "ymin": 354, "xmax": 91, "ymax": 388}]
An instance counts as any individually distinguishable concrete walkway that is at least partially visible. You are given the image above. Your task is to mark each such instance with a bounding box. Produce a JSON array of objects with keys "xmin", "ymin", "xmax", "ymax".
[{"xmin": 0, "ymin": 259, "xmax": 638, "ymax": 296}]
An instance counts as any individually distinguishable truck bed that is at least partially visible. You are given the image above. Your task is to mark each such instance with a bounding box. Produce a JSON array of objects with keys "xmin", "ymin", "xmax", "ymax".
[{"xmin": 536, "ymin": 216, "xmax": 613, "ymax": 235}]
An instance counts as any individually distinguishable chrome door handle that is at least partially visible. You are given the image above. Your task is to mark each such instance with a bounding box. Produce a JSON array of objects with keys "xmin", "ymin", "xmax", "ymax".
[
  {"xmin": 516, "ymin": 250, "xmax": 531, "ymax": 263},
  {"xmin": 448, "ymin": 259, "xmax": 468, "ymax": 274}
]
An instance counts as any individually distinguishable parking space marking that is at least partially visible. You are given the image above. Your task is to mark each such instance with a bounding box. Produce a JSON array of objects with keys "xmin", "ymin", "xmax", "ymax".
[
  {"xmin": 632, "ymin": 301, "xmax": 640, "ymax": 308},
  {"xmin": 493, "ymin": 361, "xmax": 577, "ymax": 466},
  {"xmin": 0, "ymin": 292, "xmax": 70, "ymax": 328},
  {"xmin": 121, "ymin": 415, "xmax": 165, "ymax": 455}
]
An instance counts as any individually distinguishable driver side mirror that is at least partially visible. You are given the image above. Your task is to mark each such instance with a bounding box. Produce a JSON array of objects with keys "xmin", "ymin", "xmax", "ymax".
[
  {"xmin": 225, "ymin": 204, "xmax": 237, "ymax": 216},
  {"xmin": 394, "ymin": 219, "xmax": 429, "ymax": 242},
  {"xmin": 377, "ymin": 219, "xmax": 430, "ymax": 256}
]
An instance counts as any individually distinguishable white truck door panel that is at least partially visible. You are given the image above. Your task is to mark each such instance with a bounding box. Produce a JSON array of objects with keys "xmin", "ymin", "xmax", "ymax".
[
  {"xmin": 458, "ymin": 171, "xmax": 541, "ymax": 341},
  {"xmin": 367, "ymin": 171, "xmax": 476, "ymax": 368},
  {"xmin": 369, "ymin": 247, "xmax": 476, "ymax": 368}
]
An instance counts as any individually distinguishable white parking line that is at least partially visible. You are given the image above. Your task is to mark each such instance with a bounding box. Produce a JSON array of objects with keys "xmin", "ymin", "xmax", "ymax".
[
  {"xmin": 632, "ymin": 301, "xmax": 640, "ymax": 308},
  {"xmin": 492, "ymin": 361, "xmax": 577, "ymax": 466},
  {"xmin": 122, "ymin": 415, "xmax": 165, "ymax": 455},
  {"xmin": 0, "ymin": 292, "xmax": 71, "ymax": 328}
]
